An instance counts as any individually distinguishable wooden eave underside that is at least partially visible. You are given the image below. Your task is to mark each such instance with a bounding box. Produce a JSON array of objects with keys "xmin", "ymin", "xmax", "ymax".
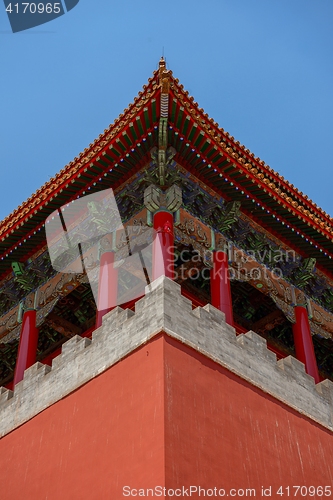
[
  {"xmin": 1, "ymin": 67, "xmax": 333, "ymax": 280},
  {"xmin": 167, "ymin": 82, "xmax": 333, "ymax": 274}
]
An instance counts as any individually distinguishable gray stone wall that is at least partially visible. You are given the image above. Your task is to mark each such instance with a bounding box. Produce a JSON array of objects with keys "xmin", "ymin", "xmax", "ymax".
[{"xmin": 0, "ymin": 276, "xmax": 332, "ymax": 437}]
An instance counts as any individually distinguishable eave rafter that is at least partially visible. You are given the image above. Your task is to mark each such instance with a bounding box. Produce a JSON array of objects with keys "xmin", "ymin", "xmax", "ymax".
[
  {"xmin": 165, "ymin": 83, "xmax": 333, "ymax": 276},
  {"xmin": 170, "ymin": 80, "xmax": 333, "ymax": 233},
  {"xmin": 166, "ymin": 128, "xmax": 333, "ymax": 275},
  {"xmin": 0, "ymin": 74, "xmax": 162, "ymax": 279}
]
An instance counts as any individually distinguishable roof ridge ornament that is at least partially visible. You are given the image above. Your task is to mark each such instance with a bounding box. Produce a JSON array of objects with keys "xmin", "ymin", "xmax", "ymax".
[
  {"xmin": 157, "ymin": 57, "xmax": 173, "ymax": 186},
  {"xmin": 158, "ymin": 57, "xmax": 172, "ymax": 94}
]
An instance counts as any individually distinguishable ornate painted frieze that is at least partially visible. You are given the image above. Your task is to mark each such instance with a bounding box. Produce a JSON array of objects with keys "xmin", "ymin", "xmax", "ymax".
[
  {"xmin": 174, "ymin": 208, "xmax": 333, "ymax": 339},
  {"xmin": 130, "ymin": 205, "xmax": 333, "ymax": 339}
]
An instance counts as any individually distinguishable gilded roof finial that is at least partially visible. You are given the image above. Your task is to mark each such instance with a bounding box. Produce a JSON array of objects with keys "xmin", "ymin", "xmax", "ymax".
[{"xmin": 158, "ymin": 57, "xmax": 171, "ymax": 94}]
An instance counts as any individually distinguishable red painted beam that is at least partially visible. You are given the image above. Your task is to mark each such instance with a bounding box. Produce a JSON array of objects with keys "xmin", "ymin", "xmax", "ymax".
[
  {"xmin": 95, "ymin": 251, "xmax": 118, "ymax": 329},
  {"xmin": 13, "ymin": 309, "xmax": 39, "ymax": 386},
  {"xmin": 153, "ymin": 211, "xmax": 174, "ymax": 280},
  {"xmin": 292, "ymin": 306, "xmax": 320, "ymax": 383},
  {"xmin": 210, "ymin": 250, "xmax": 233, "ymax": 326}
]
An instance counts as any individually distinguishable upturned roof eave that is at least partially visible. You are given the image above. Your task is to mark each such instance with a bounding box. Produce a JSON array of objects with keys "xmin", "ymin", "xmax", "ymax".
[
  {"xmin": 0, "ymin": 72, "xmax": 161, "ymax": 278},
  {"xmin": 0, "ymin": 71, "xmax": 160, "ymax": 241},
  {"xmin": 1, "ymin": 63, "xmax": 333, "ymax": 279},
  {"xmin": 169, "ymin": 77, "xmax": 333, "ymax": 238}
]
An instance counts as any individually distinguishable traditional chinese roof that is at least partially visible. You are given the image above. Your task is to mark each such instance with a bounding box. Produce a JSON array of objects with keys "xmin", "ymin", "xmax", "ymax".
[{"xmin": 1, "ymin": 58, "xmax": 333, "ymax": 280}]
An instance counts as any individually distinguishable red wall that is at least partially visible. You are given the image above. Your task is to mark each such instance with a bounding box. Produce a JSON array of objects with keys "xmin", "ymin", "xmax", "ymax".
[
  {"xmin": 0, "ymin": 333, "xmax": 332, "ymax": 499},
  {"xmin": 0, "ymin": 336, "xmax": 166, "ymax": 499},
  {"xmin": 163, "ymin": 337, "xmax": 333, "ymax": 494}
]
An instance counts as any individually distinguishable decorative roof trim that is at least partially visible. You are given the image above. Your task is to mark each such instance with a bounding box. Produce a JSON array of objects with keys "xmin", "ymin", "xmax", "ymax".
[
  {"xmin": 170, "ymin": 79, "xmax": 333, "ymax": 238},
  {"xmin": 0, "ymin": 73, "xmax": 160, "ymax": 239},
  {"xmin": 1, "ymin": 62, "xmax": 332, "ymax": 248}
]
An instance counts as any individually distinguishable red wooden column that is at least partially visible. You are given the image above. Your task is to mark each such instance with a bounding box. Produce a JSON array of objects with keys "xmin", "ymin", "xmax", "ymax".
[
  {"xmin": 153, "ymin": 211, "xmax": 174, "ymax": 281},
  {"xmin": 292, "ymin": 305, "xmax": 320, "ymax": 383},
  {"xmin": 95, "ymin": 251, "xmax": 118, "ymax": 329},
  {"xmin": 13, "ymin": 309, "xmax": 39, "ymax": 386},
  {"xmin": 210, "ymin": 250, "xmax": 233, "ymax": 326}
]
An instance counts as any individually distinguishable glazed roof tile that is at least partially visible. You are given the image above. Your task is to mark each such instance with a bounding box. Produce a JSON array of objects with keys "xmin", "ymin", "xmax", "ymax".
[
  {"xmin": 1, "ymin": 61, "xmax": 333, "ymax": 277},
  {"xmin": 0, "ymin": 72, "xmax": 159, "ymax": 239}
]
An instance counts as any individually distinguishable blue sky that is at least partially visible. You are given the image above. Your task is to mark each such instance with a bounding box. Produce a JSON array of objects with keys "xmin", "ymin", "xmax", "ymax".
[{"xmin": 0, "ymin": 0, "xmax": 332, "ymax": 221}]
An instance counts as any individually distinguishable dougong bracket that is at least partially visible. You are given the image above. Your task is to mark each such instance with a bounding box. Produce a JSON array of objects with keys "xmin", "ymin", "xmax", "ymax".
[{"xmin": 144, "ymin": 184, "xmax": 182, "ymax": 214}]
